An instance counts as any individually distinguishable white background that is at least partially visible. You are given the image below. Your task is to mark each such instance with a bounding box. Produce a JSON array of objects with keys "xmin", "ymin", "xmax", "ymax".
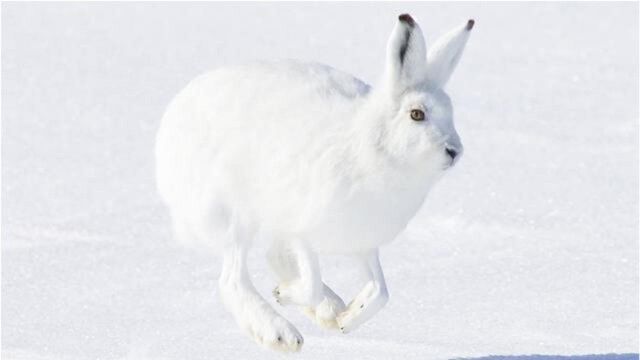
[{"xmin": 2, "ymin": 3, "xmax": 638, "ymax": 359}]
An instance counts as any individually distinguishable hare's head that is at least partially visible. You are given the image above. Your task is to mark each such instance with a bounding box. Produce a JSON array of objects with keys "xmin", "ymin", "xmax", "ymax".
[{"xmin": 371, "ymin": 14, "xmax": 473, "ymax": 171}]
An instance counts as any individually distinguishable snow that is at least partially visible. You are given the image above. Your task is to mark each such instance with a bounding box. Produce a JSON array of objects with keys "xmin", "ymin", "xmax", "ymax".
[{"xmin": 2, "ymin": 2, "xmax": 638, "ymax": 359}]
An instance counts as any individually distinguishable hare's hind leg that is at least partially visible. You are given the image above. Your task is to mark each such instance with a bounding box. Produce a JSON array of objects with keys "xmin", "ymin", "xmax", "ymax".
[
  {"xmin": 218, "ymin": 232, "xmax": 303, "ymax": 352},
  {"xmin": 336, "ymin": 248, "xmax": 389, "ymax": 333},
  {"xmin": 268, "ymin": 242, "xmax": 346, "ymax": 330}
]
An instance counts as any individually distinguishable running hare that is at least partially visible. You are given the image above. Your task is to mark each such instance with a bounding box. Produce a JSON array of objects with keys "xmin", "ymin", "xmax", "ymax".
[{"xmin": 156, "ymin": 14, "xmax": 474, "ymax": 352}]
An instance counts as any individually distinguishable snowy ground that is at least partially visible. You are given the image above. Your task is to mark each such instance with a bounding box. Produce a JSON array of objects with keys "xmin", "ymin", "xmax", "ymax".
[{"xmin": 2, "ymin": 2, "xmax": 638, "ymax": 359}]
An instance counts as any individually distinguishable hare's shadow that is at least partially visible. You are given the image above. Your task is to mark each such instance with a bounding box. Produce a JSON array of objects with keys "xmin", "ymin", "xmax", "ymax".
[{"xmin": 460, "ymin": 354, "xmax": 638, "ymax": 360}]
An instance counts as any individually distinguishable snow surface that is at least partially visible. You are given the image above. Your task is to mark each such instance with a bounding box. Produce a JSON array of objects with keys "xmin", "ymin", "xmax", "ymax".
[{"xmin": 2, "ymin": 2, "xmax": 638, "ymax": 359}]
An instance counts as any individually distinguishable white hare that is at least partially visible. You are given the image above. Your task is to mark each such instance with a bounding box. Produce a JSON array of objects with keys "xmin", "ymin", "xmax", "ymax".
[{"xmin": 156, "ymin": 14, "xmax": 474, "ymax": 352}]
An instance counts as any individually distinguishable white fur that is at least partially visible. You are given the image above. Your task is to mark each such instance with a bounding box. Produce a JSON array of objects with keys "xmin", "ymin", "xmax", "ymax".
[{"xmin": 155, "ymin": 14, "xmax": 473, "ymax": 352}]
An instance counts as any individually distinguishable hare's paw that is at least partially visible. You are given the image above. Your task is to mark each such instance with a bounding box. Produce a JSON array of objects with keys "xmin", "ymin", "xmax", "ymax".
[
  {"xmin": 273, "ymin": 280, "xmax": 319, "ymax": 307},
  {"xmin": 301, "ymin": 295, "xmax": 347, "ymax": 330},
  {"xmin": 336, "ymin": 281, "xmax": 388, "ymax": 334},
  {"xmin": 230, "ymin": 290, "xmax": 304, "ymax": 352},
  {"xmin": 272, "ymin": 283, "xmax": 298, "ymax": 306},
  {"xmin": 248, "ymin": 313, "xmax": 304, "ymax": 352}
]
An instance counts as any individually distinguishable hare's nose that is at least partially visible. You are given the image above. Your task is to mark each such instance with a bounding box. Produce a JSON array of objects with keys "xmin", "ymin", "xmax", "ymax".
[{"xmin": 445, "ymin": 147, "xmax": 458, "ymax": 161}]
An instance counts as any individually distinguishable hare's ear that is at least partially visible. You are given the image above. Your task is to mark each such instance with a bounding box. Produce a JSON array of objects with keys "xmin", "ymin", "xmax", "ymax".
[
  {"xmin": 383, "ymin": 14, "xmax": 428, "ymax": 94},
  {"xmin": 425, "ymin": 19, "xmax": 475, "ymax": 89}
]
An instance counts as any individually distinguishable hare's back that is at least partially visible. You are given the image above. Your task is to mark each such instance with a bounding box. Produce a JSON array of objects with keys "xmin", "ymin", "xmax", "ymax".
[
  {"xmin": 215, "ymin": 60, "xmax": 369, "ymax": 101},
  {"xmin": 196, "ymin": 61, "xmax": 369, "ymax": 127}
]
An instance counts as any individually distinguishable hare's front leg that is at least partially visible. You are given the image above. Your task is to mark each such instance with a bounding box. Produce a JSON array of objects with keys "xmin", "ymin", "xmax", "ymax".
[
  {"xmin": 336, "ymin": 248, "xmax": 389, "ymax": 333},
  {"xmin": 269, "ymin": 241, "xmax": 324, "ymax": 306},
  {"xmin": 268, "ymin": 242, "xmax": 346, "ymax": 329},
  {"xmin": 219, "ymin": 240, "xmax": 303, "ymax": 352}
]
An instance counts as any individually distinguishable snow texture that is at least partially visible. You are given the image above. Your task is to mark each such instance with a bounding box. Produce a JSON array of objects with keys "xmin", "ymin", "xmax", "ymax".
[{"xmin": 2, "ymin": 2, "xmax": 638, "ymax": 359}]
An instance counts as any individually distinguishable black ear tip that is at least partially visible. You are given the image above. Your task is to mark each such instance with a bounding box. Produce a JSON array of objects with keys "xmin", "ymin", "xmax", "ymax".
[
  {"xmin": 466, "ymin": 19, "xmax": 475, "ymax": 31},
  {"xmin": 399, "ymin": 14, "xmax": 415, "ymax": 27}
]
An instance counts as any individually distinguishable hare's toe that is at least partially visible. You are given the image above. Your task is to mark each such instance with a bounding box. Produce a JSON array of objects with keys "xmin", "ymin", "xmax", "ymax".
[{"xmin": 272, "ymin": 286, "xmax": 282, "ymax": 304}]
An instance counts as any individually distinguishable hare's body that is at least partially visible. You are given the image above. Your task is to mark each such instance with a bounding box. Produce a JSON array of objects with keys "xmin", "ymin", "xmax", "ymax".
[
  {"xmin": 156, "ymin": 14, "xmax": 474, "ymax": 352},
  {"xmin": 157, "ymin": 61, "xmax": 438, "ymax": 253}
]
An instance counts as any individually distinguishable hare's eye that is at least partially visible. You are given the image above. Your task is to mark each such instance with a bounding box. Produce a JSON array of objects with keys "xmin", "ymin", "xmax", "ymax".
[{"xmin": 410, "ymin": 109, "xmax": 425, "ymax": 121}]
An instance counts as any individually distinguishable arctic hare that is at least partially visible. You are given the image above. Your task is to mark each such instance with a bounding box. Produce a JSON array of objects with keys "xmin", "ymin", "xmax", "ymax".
[{"xmin": 156, "ymin": 14, "xmax": 474, "ymax": 352}]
